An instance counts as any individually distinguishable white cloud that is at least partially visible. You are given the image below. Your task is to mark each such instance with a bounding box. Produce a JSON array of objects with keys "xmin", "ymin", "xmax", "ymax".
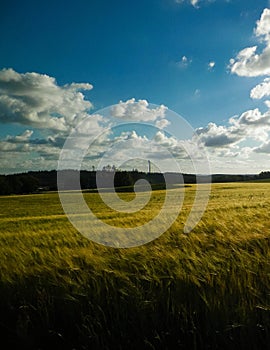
[
  {"xmin": 237, "ymin": 108, "xmax": 270, "ymax": 127},
  {"xmin": 7, "ymin": 129, "xmax": 33, "ymax": 142},
  {"xmin": 191, "ymin": 0, "xmax": 199, "ymax": 8},
  {"xmin": 255, "ymin": 8, "xmax": 270, "ymax": 40},
  {"xmin": 155, "ymin": 118, "xmax": 170, "ymax": 129},
  {"xmin": 0, "ymin": 68, "xmax": 112, "ymax": 172},
  {"xmin": 0, "ymin": 68, "xmax": 93, "ymax": 131},
  {"xmin": 110, "ymin": 98, "xmax": 167, "ymax": 122},
  {"xmin": 73, "ymin": 114, "xmax": 105, "ymax": 136},
  {"xmin": 86, "ymin": 129, "xmax": 196, "ymax": 172},
  {"xmin": 265, "ymin": 100, "xmax": 270, "ymax": 108},
  {"xmin": 0, "ymin": 84, "xmax": 174, "ymax": 173},
  {"xmin": 225, "ymin": 8, "xmax": 270, "ymax": 161},
  {"xmin": 175, "ymin": 0, "xmax": 200, "ymax": 8},
  {"xmin": 250, "ymin": 77, "xmax": 270, "ymax": 99},
  {"xmin": 230, "ymin": 8, "xmax": 270, "ymax": 77},
  {"xmin": 176, "ymin": 55, "xmax": 192, "ymax": 68},
  {"xmin": 181, "ymin": 55, "xmax": 188, "ymax": 64},
  {"xmin": 196, "ymin": 122, "xmax": 241, "ymax": 147},
  {"xmin": 208, "ymin": 61, "xmax": 215, "ymax": 70},
  {"xmin": 2, "ymin": 66, "xmax": 270, "ymax": 174},
  {"xmin": 0, "ymin": 132, "xmax": 32, "ymax": 153},
  {"xmin": 175, "ymin": 0, "xmax": 218, "ymax": 8},
  {"xmin": 196, "ymin": 107, "xmax": 270, "ymax": 150},
  {"xmin": 154, "ymin": 131, "xmax": 178, "ymax": 148},
  {"xmin": 106, "ymin": 90, "xmax": 270, "ymax": 172}
]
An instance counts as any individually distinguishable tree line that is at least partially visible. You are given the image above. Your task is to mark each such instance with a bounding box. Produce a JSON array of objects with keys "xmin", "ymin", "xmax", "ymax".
[
  {"xmin": 0, "ymin": 170, "xmax": 269, "ymax": 195},
  {"xmin": 0, "ymin": 169, "xmax": 164, "ymax": 195}
]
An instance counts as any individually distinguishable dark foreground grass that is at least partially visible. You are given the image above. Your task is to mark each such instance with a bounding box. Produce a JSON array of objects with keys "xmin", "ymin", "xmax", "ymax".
[{"xmin": 0, "ymin": 183, "xmax": 270, "ymax": 349}]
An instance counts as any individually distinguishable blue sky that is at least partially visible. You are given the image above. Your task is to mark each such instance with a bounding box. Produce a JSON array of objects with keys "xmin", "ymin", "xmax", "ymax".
[{"xmin": 1, "ymin": 0, "xmax": 270, "ymax": 174}]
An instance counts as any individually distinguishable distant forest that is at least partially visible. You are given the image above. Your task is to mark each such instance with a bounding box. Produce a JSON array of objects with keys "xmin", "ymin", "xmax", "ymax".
[{"xmin": 0, "ymin": 169, "xmax": 269, "ymax": 195}]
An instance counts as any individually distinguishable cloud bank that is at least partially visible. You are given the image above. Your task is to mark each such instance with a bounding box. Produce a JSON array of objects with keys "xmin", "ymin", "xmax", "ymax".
[{"xmin": 0, "ymin": 68, "xmax": 93, "ymax": 131}]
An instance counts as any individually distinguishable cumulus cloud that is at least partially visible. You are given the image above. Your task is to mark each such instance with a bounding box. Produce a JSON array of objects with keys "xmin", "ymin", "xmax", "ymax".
[
  {"xmin": 2, "ymin": 66, "xmax": 270, "ymax": 174},
  {"xmin": 102, "ymin": 130, "xmax": 192, "ymax": 169},
  {"xmin": 196, "ymin": 122, "xmax": 241, "ymax": 147},
  {"xmin": 230, "ymin": 8, "xmax": 270, "ymax": 77},
  {"xmin": 0, "ymin": 76, "xmax": 174, "ymax": 173},
  {"xmin": 106, "ymin": 90, "xmax": 270, "ymax": 171},
  {"xmin": 154, "ymin": 131, "xmax": 178, "ymax": 148},
  {"xmin": 0, "ymin": 68, "xmax": 93, "ymax": 131},
  {"xmin": 236, "ymin": 108, "xmax": 270, "ymax": 126},
  {"xmin": 255, "ymin": 8, "xmax": 270, "ymax": 40},
  {"xmin": 250, "ymin": 77, "xmax": 270, "ymax": 99},
  {"xmin": 110, "ymin": 98, "xmax": 168, "ymax": 122},
  {"xmin": 196, "ymin": 107, "xmax": 270, "ymax": 150},
  {"xmin": 155, "ymin": 118, "xmax": 170, "ymax": 129}
]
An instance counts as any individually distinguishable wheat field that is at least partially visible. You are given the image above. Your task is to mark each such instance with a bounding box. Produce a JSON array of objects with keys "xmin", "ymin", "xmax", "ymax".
[{"xmin": 0, "ymin": 182, "xmax": 269, "ymax": 349}]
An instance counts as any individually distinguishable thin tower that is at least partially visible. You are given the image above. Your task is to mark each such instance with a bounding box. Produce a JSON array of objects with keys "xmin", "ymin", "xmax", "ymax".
[{"xmin": 148, "ymin": 160, "xmax": 151, "ymax": 173}]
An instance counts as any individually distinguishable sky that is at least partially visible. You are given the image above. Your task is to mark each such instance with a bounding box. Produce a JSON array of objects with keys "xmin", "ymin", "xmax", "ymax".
[{"xmin": 1, "ymin": 0, "xmax": 270, "ymax": 174}]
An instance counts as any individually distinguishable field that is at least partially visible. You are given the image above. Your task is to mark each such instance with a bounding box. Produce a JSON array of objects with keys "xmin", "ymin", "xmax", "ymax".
[{"xmin": 0, "ymin": 182, "xmax": 270, "ymax": 349}]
